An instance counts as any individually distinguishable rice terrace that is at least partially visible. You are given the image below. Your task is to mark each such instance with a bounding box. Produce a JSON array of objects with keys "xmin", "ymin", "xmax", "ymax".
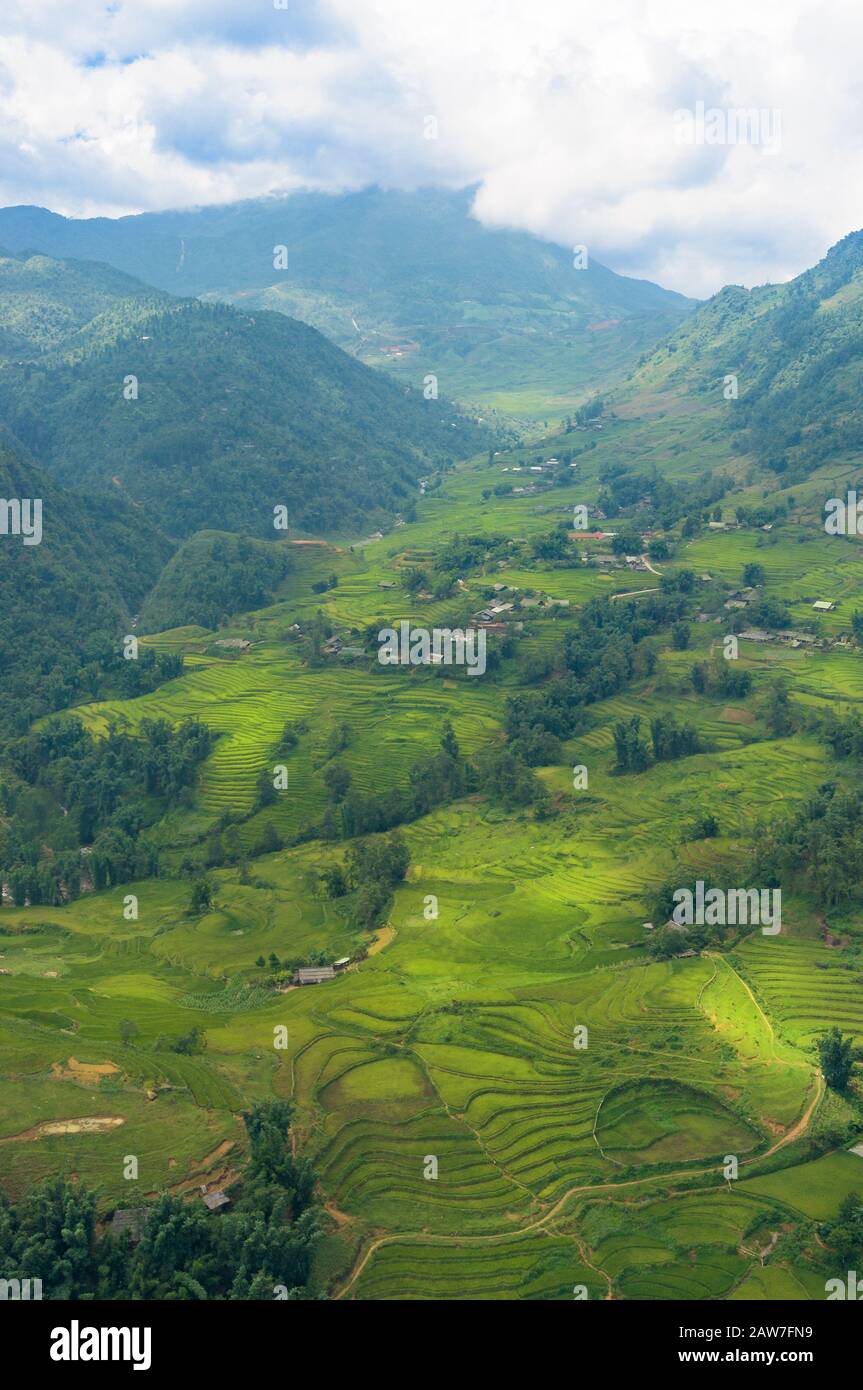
[{"xmin": 0, "ymin": 2, "xmax": 863, "ymax": 1333}]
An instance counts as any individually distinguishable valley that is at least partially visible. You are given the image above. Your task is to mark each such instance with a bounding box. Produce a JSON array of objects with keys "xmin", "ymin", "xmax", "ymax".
[
  {"xmin": 2, "ymin": 421, "xmax": 863, "ymax": 1298},
  {"xmin": 1, "ymin": 206, "xmax": 863, "ymax": 1304}
]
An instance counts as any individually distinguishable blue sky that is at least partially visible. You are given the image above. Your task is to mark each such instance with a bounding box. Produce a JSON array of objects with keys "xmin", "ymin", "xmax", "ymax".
[{"xmin": 0, "ymin": 0, "xmax": 861, "ymax": 296}]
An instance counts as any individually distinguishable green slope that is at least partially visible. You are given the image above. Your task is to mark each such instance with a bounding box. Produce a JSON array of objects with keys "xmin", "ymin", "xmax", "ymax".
[
  {"xmin": 0, "ymin": 188, "xmax": 696, "ymax": 417},
  {"xmin": 620, "ymin": 228, "xmax": 863, "ymax": 491},
  {"xmin": 0, "ymin": 250, "xmax": 495, "ymax": 538}
]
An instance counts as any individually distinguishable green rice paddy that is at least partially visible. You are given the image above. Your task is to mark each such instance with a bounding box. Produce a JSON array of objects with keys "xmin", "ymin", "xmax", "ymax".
[{"xmin": 2, "ymin": 438, "xmax": 863, "ymax": 1299}]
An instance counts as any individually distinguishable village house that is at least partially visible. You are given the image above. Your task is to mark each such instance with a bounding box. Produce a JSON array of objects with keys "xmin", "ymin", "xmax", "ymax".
[
  {"xmin": 294, "ymin": 965, "xmax": 337, "ymax": 985},
  {"xmin": 110, "ymin": 1209, "xmax": 148, "ymax": 1243},
  {"xmin": 201, "ymin": 1190, "xmax": 230, "ymax": 1213},
  {"xmin": 214, "ymin": 638, "xmax": 251, "ymax": 651}
]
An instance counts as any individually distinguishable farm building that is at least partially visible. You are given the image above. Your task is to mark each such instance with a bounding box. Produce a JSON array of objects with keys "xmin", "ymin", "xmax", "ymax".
[
  {"xmin": 214, "ymin": 638, "xmax": 251, "ymax": 651},
  {"xmin": 813, "ymin": 600, "xmax": 836, "ymax": 611},
  {"xmin": 294, "ymin": 965, "xmax": 336, "ymax": 985},
  {"xmin": 333, "ymin": 957, "xmax": 351, "ymax": 971},
  {"xmin": 201, "ymin": 1191, "xmax": 230, "ymax": 1212},
  {"xmin": 110, "ymin": 1208, "xmax": 148, "ymax": 1243}
]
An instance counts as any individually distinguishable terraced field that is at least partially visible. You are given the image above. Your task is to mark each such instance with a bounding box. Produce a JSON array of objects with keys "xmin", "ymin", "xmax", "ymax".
[{"xmin": 2, "ymin": 438, "xmax": 863, "ymax": 1300}]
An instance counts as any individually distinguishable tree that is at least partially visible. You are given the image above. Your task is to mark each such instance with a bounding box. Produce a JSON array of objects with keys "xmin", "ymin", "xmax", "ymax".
[
  {"xmin": 671, "ymin": 622, "xmax": 690, "ymax": 650},
  {"xmin": 119, "ymin": 1019, "xmax": 139, "ymax": 1046},
  {"xmin": 323, "ymin": 761, "xmax": 352, "ymax": 803},
  {"xmin": 440, "ymin": 719, "xmax": 459, "ymax": 759},
  {"xmin": 818, "ymin": 1027, "xmax": 855, "ymax": 1091},
  {"xmin": 255, "ymin": 766, "xmax": 277, "ymax": 808},
  {"xmin": 742, "ymin": 562, "xmax": 765, "ymax": 587},
  {"xmin": 613, "ymin": 716, "xmax": 652, "ymax": 773},
  {"xmin": 765, "ymin": 679, "xmax": 793, "ymax": 737},
  {"xmin": 611, "ymin": 530, "xmax": 643, "ymax": 556},
  {"xmin": 188, "ymin": 878, "xmax": 213, "ymax": 916}
]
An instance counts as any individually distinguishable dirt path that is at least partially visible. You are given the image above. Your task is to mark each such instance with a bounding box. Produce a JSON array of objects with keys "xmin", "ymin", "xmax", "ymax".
[{"xmin": 335, "ymin": 1061, "xmax": 825, "ymax": 1298}]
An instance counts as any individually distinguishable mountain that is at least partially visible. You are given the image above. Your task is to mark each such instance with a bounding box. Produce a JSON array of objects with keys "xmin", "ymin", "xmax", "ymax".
[
  {"xmin": 0, "ymin": 432, "xmax": 172, "ymax": 740},
  {"xmin": 0, "ymin": 189, "xmax": 697, "ymax": 416},
  {"xmin": 0, "ymin": 250, "xmax": 493, "ymax": 539},
  {"xmin": 138, "ymin": 530, "xmax": 292, "ymax": 633},
  {"xmin": 620, "ymin": 229, "xmax": 863, "ymax": 489}
]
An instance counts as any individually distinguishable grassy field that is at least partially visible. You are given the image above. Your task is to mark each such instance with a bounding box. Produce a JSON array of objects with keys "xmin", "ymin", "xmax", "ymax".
[{"xmin": 2, "ymin": 429, "xmax": 863, "ymax": 1300}]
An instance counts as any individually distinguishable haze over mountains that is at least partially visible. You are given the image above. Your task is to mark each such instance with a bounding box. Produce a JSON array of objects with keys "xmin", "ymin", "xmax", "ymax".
[
  {"xmin": 0, "ymin": 188, "xmax": 696, "ymax": 416},
  {"xmin": 2, "ymin": 193, "xmax": 863, "ymax": 757}
]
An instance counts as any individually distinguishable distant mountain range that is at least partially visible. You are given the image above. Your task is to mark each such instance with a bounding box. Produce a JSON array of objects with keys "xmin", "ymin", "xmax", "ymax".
[
  {"xmin": 0, "ymin": 188, "xmax": 697, "ymax": 416},
  {"xmin": 0, "ymin": 249, "xmax": 491, "ymax": 539}
]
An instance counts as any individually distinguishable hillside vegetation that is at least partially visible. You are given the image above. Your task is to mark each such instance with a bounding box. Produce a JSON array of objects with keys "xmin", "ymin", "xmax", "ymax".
[
  {"xmin": 0, "ymin": 251, "xmax": 493, "ymax": 538},
  {"xmin": 0, "ymin": 189, "xmax": 696, "ymax": 417}
]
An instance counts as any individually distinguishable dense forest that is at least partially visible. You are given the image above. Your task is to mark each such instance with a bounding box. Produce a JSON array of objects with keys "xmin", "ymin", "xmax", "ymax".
[
  {"xmin": 0, "ymin": 1100, "xmax": 321, "ymax": 1299},
  {"xmin": 139, "ymin": 531, "xmax": 293, "ymax": 632},
  {"xmin": 0, "ymin": 436, "xmax": 173, "ymax": 743},
  {"xmin": 0, "ymin": 252, "xmax": 494, "ymax": 539},
  {"xmin": 0, "ymin": 716, "xmax": 212, "ymax": 898}
]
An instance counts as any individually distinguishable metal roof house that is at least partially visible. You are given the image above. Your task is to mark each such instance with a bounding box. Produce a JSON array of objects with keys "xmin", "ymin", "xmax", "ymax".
[
  {"xmin": 201, "ymin": 1191, "xmax": 230, "ymax": 1212},
  {"xmin": 294, "ymin": 965, "xmax": 337, "ymax": 985},
  {"xmin": 110, "ymin": 1208, "xmax": 148, "ymax": 1243}
]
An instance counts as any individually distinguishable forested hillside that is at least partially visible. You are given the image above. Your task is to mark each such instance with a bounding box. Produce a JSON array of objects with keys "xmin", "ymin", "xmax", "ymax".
[
  {"xmin": 627, "ymin": 229, "xmax": 863, "ymax": 486},
  {"xmin": 139, "ymin": 531, "xmax": 293, "ymax": 632},
  {"xmin": 0, "ymin": 189, "xmax": 696, "ymax": 414},
  {"xmin": 0, "ymin": 250, "xmax": 493, "ymax": 538},
  {"xmin": 0, "ymin": 434, "xmax": 172, "ymax": 741}
]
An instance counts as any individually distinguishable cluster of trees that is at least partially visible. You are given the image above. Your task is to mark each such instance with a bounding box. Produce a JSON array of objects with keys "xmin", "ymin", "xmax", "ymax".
[
  {"xmin": 505, "ymin": 592, "xmax": 687, "ymax": 750},
  {"xmin": 319, "ymin": 831, "xmax": 410, "ymax": 930},
  {"xmin": 596, "ymin": 460, "xmax": 727, "ymax": 533},
  {"xmin": 754, "ymin": 782, "xmax": 863, "ymax": 909},
  {"xmin": 0, "ymin": 1100, "xmax": 321, "ymax": 1299},
  {"xmin": 821, "ymin": 709, "xmax": 863, "ymax": 761},
  {"xmin": 690, "ymin": 655, "xmax": 753, "ymax": 699},
  {"xmin": 140, "ymin": 532, "xmax": 292, "ymax": 632},
  {"xmin": 821, "ymin": 1193, "xmax": 863, "ymax": 1268},
  {"xmin": 0, "ymin": 444, "xmax": 173, "ymax": 748},
  {"xmin": 818, "ymin": 1027, "xmax": 859, "ymax": 1093},
  {"xmin": 310, "ymin": 720, "xmax": 546, "ymax": 849},
  {"xmin": 613, "ymin": 713, "xmax": 703, "ymax": 774},
  {"xmin": 0, "ymin": 717, "xmax": 212, "ymax": 897}
]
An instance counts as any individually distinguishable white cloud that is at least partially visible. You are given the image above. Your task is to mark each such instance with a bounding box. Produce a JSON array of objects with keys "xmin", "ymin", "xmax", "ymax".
[{"xmin": 0, "ymin": 0, "xmax": 861, "ymax": 294}]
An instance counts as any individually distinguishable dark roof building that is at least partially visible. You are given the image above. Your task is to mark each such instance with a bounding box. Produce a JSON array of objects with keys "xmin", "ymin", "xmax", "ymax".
[{"xmin": 110, "ymin": 1208, "xmax": 148, "ymax": 1243}]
